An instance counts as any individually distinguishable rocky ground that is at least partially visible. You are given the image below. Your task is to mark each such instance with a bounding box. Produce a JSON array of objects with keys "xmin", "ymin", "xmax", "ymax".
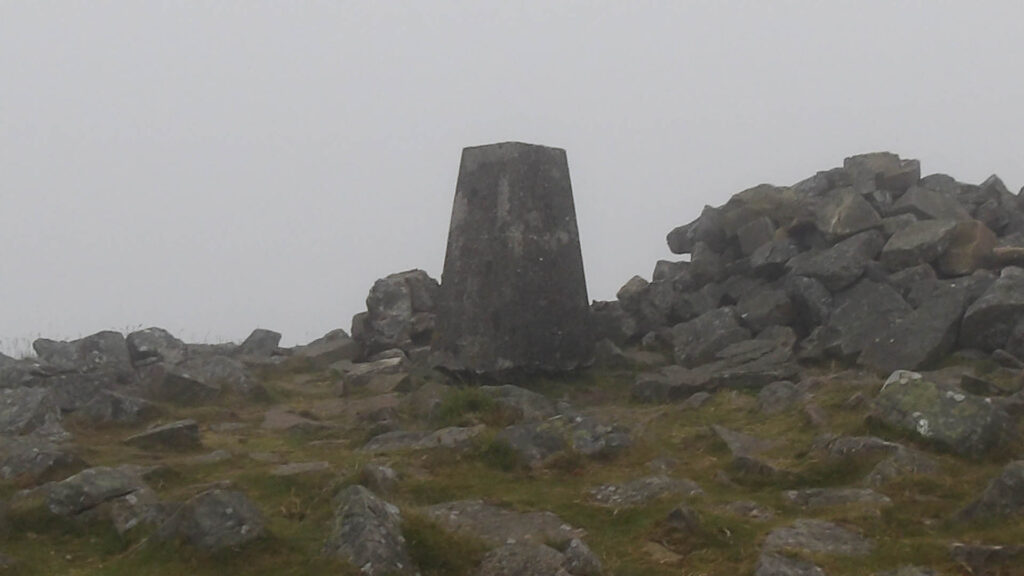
[{"xmin": 0, "ymin": 326, "xmax": 1023, "ymax": 576}]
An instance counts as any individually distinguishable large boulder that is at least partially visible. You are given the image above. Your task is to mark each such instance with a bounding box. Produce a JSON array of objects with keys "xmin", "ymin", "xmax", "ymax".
[
  {"xmin": 960, "ymin": 267, "xmax": 1024, "ymax": 351},
  {"xmin": 323, "ymin": 485, "xmax": 414, "ymax": 576},
  {"xmin": 812, "ymin": 187, "xmax": 882, "ymax": 241},
  {"xmin": 936, "ymin": 220, "xmax": 997, "ymax": 276},
  {"xmin": 32, "ymin": 331, "xmax": 131, "ymax": 375},
  {"xmin": 762, "ymin": 519, "xmax": 874, "ymax": 557},
  {"xmin": 47, "ymin": 466, "xmax": 147, "ymax": 516},
  {"xmin": 0, "ymin": 387, "xmax": 61, "ymax": 436},
  {"xmin": 890, "ymin": 185, "xmax": 972, "ymax": 221},
  {"xmin": 879, "ymin": 219, "xmax": 958, "ymax": 271},
  {"xmin": 158, "ymin": 489, "xmax": 266, "ymax": 551},
  {"xmin": 819, "ymin": 280, "xmax": 912, "ymax": 360},
  {"xmin": 858, "ymin": 284, "xmax": 968, "ymax": 373},
  {"xmin": 125, "ymin": 327, "xmax": 188, "ymax": 367},
  {"xmin": 844, "ymin": 152, "xmax": 920, "ymax": 193},
  {"xmin": 236, "ymin": 329, "xmax": 282, "ymax": 357},
  {"xmin": 355, "ymin": 269, "xmax": 440, "ymax": 357},
  {"xmin": 871, "ymin": 371, "xmax": 1012, "ymax": 457},
  {"xmin": 667, "ymin": 205, "xmax": 727, "ymax": 255},
  {"xmin": 292, "ymin": 329, "xmax": 362, "ymax": 369}
]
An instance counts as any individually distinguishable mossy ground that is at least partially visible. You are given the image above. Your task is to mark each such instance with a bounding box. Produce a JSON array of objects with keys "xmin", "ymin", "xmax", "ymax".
[{"xmin": 2, "ymin": 361, "xmax": 1022, "ymax": 575}]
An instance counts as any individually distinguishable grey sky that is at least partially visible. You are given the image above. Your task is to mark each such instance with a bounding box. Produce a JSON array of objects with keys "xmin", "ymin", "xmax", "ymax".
[{"xmin": 3, "ymin": 2, "xmax": 1024, "ymax": 353}]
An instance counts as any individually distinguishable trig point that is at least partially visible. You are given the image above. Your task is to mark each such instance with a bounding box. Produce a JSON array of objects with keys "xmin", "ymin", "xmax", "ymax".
[{"xmin": 435, "ymin": 142, "xmax": 593, "ymax": 373}]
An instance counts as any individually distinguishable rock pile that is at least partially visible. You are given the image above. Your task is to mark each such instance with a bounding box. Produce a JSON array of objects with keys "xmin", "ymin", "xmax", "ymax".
[{"xmin": 595, "ymin": 152, "xmax": 1024, "ymax": 382}]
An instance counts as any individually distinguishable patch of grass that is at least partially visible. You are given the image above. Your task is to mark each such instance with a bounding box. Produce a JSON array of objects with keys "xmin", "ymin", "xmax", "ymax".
[
  {"xmin": 403, "ymin": 513, "xmax": 488, "ymax": 576},
  {"xmin": 433, "ymin": 387, "xmax": 507, "ymax": 427},
  {"xmin": 474, "ymin": 437, "xmax": 525, "ymax": 472}
]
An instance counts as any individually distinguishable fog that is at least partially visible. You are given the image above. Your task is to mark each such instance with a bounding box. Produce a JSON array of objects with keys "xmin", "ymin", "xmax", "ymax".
[{"xmin": 3, "ymin": 2, "xmax": 1023, "ymax": 354}]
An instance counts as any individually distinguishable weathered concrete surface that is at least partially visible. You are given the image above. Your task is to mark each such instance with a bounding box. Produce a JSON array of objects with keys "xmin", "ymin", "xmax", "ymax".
[{"xmin": 435, "ymin": 142, "xmax": 593, "ymax": 373}]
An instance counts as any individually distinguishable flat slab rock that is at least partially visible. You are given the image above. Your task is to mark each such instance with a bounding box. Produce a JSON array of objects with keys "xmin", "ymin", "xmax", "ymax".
[
  {"xmin": 588, "ymin": 475, "xmax": 703, "ymax": 507},
  {"xmin": 124, "ymin": 419, "xmax": 201, "ymax": 450},
  {"xmin": 157, "ymin": 489, "xmax": 266, "ymax": 551},
  {"xmin": 755, "ymin": 552, "xmax": 825, "ymax": 576},
  {"xmin": 475, "ymin": 540, "xmax": 603, "ymax": 576},
  {"xmin": 763, "ymin": 519, "xmax": 874, "ymax": 557},
  {"xmin": 361, "ymin": 425, "xmax": 484, "ymax": 453},
  {"xmin": 782, "ymin": 488, "xmax": 891, "ymax": 509},
  {"xmin": 425, "ymin": 500, "xmax": 584, "ymax": 547}
]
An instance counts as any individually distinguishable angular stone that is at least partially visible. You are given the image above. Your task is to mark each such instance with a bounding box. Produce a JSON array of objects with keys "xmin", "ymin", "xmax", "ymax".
[
  {"xmin": 80, "ymin": 391, "xmax": 158, "ymax": 425},
  {"xmin": 751, "ymin": 239, "xmax": 800, "ymax": 279},
  {"xmin": 813, "ymin": 187, "xmax": 882, "ymax": 240},
  {"xmin": 0, "ymin": 437, "xmax": 86, "ymax": 484},
  {"xmin": 881, "ymin": 213, "xmax": 919, "ymax": 237},
  {"xmin": 936, "ymin": 220, "xmax": 996, "ymax": 276},
  {"xmin": 0, "ymin": 387, "xmax": 61, "ymax": 436},
  {"xmin": 844, "ymin": 152, "xmax": 920, "ymax": 193},
  {"xmin": 672, "ymin": 307, "xmax": 750, "ymax": 368},
  {"xmin": 821, "ymin": 280, "xmax": 912, "ymax": 360},
  {"xmin": 737, "ymin": 288, "xmax": 794, "ymax": 332},
  {"xmin": 323, "ymin": 486, "xmax": 413, "ymax": 575},
  {"xmin": 652, "ymin": 259, "xmax": 688, "ymax": 282},
  {"xmin": 356, "ymin": 269, "xmax": 439, "ymax": 356},
  {"xmin": 124, "ymin": 419, "xmax": 201, "ymax": 451},
  {"xmin": 47, "ymin": 466, "xmax": 147, "ymax": 516},
  {"xmin": 159, "ymin": 489, "xmax": 265, "ymax": 551},
  {"xmin": 871, "ymin": 371, "xmax": 1011, "ymax": 457},
  {"xmin": 588, "ymin": 475, "xmax": 703, "ymax": 507},
  {"xmin": 667, "ymin": 205, "xmax": 727, "ymax": 255},
  {"xmin": 763, "ymin": 519, "xmax": 874, "ymax": 557},
  {"xmin": 957, "ymin": 460, "xmax": 1024, "ymax": 521},
  {"xmin": 236, "ymin": 328, "xmax": 282, "ymax": 357},
  {"xmin": 425, "ymin": 500, "xmax": 583, "ymax": 547},
  {"xmin": 33, "ymin": 331, "xmax": 131, "ymax": 374},
  {"xmin": 949, "ymin": 543, "xmax": 1024, "ymax": 575},
  {"xmin": 144, "ymin": 364, "xmax": 221, "ymax": 405},
  {"xmin": 126, "ymin": 327, "xmax": 188, "ymax": 366},
  {"xmin": 757, "ymin": 381, "xmax": 803, "ymax": 414},
  {"xmin": 475, "ymin": 543, "xmax": 565, "ymax": 576},
  {"xmin": 784, "ymin": 275, "xmax": 832, "ymax": 332},
  {"xmin": 787, "ymin": 230, "xmax": 886, "ymax": 292},
  {"xmin": 293, "ymin": 329, "xmax": 362, "ymax": 369},
  {"xmin": 435, "ymin": 143, "xmax": 592, "ymax": 373},
  {"xmin": 782, "ymin": 488, "xmax": 891, "ymax": 509},
  {"xmin": 858, "ymin": 284, "xmax": 968, "ymax": 373},
  {"xmin": 960, "ymin": 267, "xmax": 1024, "ymax": 351},
  {"xmin": 755, "ymin": 552, "xmax": 825, "ymax": 576},
  {"xmin": 891, "ymin": 185, "xmax": 972, "ymax": 221},
  {"xmin": 737, "ymin": 216, "xmax": 777, "ymax": 255},
  {"xmin": 879, "ymin": 219, "xmax": 958, "ymax": 271},
  {"xmin": 865, "ymin": 447, "xmax": 940, "ymax": 486}
]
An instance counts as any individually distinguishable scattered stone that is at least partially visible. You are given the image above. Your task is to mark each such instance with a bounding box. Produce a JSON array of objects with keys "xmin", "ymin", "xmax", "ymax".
[
  {"xmin": 475, "ymin": 543, "xmax": 565, "ymax": 576},
  {"xmin": 323, "ymin": 485, "xmax": 414, "ymax": 575},
  {"xmin": 711, "ymin": 425, "xmax": 787, "ymax": 481},
  {"xmin": 957, "ymin": 460, "xmax": 1024, "ymax": 521},
  {"xmin": 79, "ymin": 391, "xmax": 158, "ymax": 425},
  {"xmin": 0, "ymin": 437, "xmax": 86, "ymax": 484},
  {"xmin": 763, "ymin": 519, "xmax": 874, "ymax": 557},
  {"xmin": 189, "ymin": 450, "xmax": 232, "ymax": 464},
  {"xmin": 496, "ymin": 423, "xmax": 567, "ymax": 464},
  {"xmin": 425, "ymin": 500, "xmax": 583, "ymax": 547},
  {"xmin": 261, "ymin": 409, "xmax": 329, "ymax": 434},
  {"xmin": 158, "ymin": 489, "xmax": 265, "ymax": 551},
  {"xmin": 33, "ymin": 331, "xmax": 132, "ymax": 374},
  {"xmin": 865, "ymin": 447, "xmax": 940, "ymax": 486},
  {"xmin": 782, "ymin": 488, "xmax": 891, "ymax": 509},
  {"xmin": 589, "ymin": 475, "xmax": 703, "ymax": 507},
  {"xmin": 872, "ymin": 370, "xmax": 1012, "ymax": 457},
  {"xmin": 949, "ymin": 543, "xmax": 1024, "ymax": 575},
  {"xmin": 362, "ymin": 426, "xmax": 484, "ymax": 454},
  {"xmin": 47, "ymin": 466, "xmax": 147, "ymax": 516},
  {"xmin": 124, "ymin": 419, "xmax": 201, "ymax": 451},
  {"xmin": 271, "ymin": 461, "xmax": 330, "ymax": 477},
  {"xmin": 178, "ymin": 355, "xmax": 263, "ymax": 399},
  {"xmin": 724, "ymin": 500, "xmax": 776, "ymax": 521}
]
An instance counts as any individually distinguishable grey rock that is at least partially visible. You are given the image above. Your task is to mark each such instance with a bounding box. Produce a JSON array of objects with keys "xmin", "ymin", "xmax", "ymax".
[
  {"xmin": 865, "ymin": 447, "xmax": 940, "ymax": 486},
  {"xmin": 480, "ymin": 385, "xmax": 557, "ymax": 422},
  {"xmin": 957, "ymin": 460, "xmax": 1024, "ymax": 521},
  {"xmin": 737, "ymin": 288, "xmax": 794, "ymax": 332},
  {"xmin": 813, "ymin": 187, "xmax": 882, "ymax": 240},
  {"xmin": 362, "ymin": 426, "xmax": 483, "ymax": 454},
  {"xmin": 475, "ymin": 543, "xmax": 565, "ymax": 576},
  {"xmin": 0, "ymin": 437, "xmax": 86, "ymax": 484},
  {"xmin": 787, "ymin": 230, "xmax": 886, "ymax": 292},
  {"xmin": 667, "ymin": 205, "xmax": 728, "ymax": 255},
  {"xmin": 820, "ymin": 280, "xmax": 912, "ymax": 360},
  {"xmin": 887, "ymin": 263, "xmax": 936, "ymax": 300},
  {"xmin": 107, "ymin": 487, "xmax": 165, "ymax": 536},
  {"xmin": 871, "ymin": 370, "xmax": 1011, "ymax": 457},
  {"xmin": 271, "ymin": 461, "xmax": 330, "ymax": 477},
  {"xmin": 665, "ymin": 505, "xmax": 702, "ymax": 533},
  {"xmin": 784, "ymin": 275, "xmax": 832, "ymax": 333},
  {"xmin": 782, "ymin": 488, "xmax": 891, "ymax": 509},
  {"xmin": 631, "ymin": 366, "xmax": 706, "ymax": 403},
  {"xmin": 261, "ymin": 408, "xmax": 329, "ymax": 434},
  {"xmin": 124, "ymin": 419, "xmax": 200, "ymax": 450},
  {"xmin": 960, "ymin": 267, "xmax": 1024, "ymax": 351},
  {"xmin": 589, "ymin": 475, "xmax": 703, "ymax": 507},
  {"xmin": 844, "ymin": 152, "xmax": 920, "ymax": 193},
  {"xmin": 569, "ymin": 417, "xmax": 631, "ymax": 458},
  {"xmin": 126, "ymin": 327, "xmax": 188, "ymax": 366},
  {"xmin": 177, "ymin": 355, "xmax": 262, "ymax": 399},
  {"xmin": 652, "ymin": 259, "xmax": 689, "ymax": 282},
  {"xmin": 0, "ymin": 387, "xmax": 61, "ymax": 436},
  {"xmin": 763, "ymin": 519, "xmax": 874, "ymax": 557},
  {"xmin": 876, "ymin": 567, "xmax": 936, "ymax": 576},
  {"xmin": 738, "ymin": 216, "xmax": 777, "ymax": 255},
  {"xmin": 755, "ymin": 553, "xmax": 825, "ymax": 576},
  {"xmin": 819, "ymin": 435, "xmax": 901, "ymax": 461},
  {"xmin": 435, "ymin": 143, "xmax": 592, "ymax": 373},
  {"xmin": 891, "ymin": 185, "xmax": 972, "ymax": 221},
  {"xmin": 360, "ymin": 463, "xmax": 400, "ymax": 495},
  {"xmin": 497, "ymin": 423, "xmax": 566, "ymax": 464},
  {"xmin": 144, "ymin": 364, "xmax": 221, "ymax": 405},
  {"xmin": 757, "ymin": 381, "xmax": 803, "ymax": 414},
  {"xmin": 80, "ymin": 391, "xmax": 158, "ymax": 425},
  {"xmin": 937, "ymin": 219, "xmax": 996, "ymax": 276},
  {"xmin": 751, "ymin": 239, "xmax": 801, "ymax": 279},
  {"xmin": 159, "ymin": 489, "xmax": 265, "ymax": 551},
  {"xmin": 33, "ymin": 331, "xmax": 131, "ymax": 374},
  {"xmin": 323, "ymin": 486, "xmax": 413, "ymax": 575},
  {"xmin": 236, "ymin": 328, "xmax": 282, "ymax": 357},
  {"xmin": 879, "ymin": 219, "xmax": 958, "ymax": 271},
  {"xmin": 47, "ymin": 466, "xmax": 146, "ymax": 516},
  {"xmin": 425, "ymin": 500, "xmax": 583, "ymax": 547},
  {"xmin": 858, "ymin": 284, "xmax": 968, "ymax": 373},
  {"xmin": 725, "ymin": 500, "xmax": 776, "ymax": 521},
  {"xmin": 881, "ymin": 213, "xmax": 919, "ymax": 237},
  {"xmin": 672, "ymin": 307, "xmax": 751, "ymax": 368},
  {"xmin": 293, "ymin": 329, "xmax": 362, "ymax": 369},
  {"xmin": 712, "ymin": 425, "xmax": 787, "ymax": 480},
  {"xmin": 562, "ymin": 539, "xmax": 604, "ymax": 576}
]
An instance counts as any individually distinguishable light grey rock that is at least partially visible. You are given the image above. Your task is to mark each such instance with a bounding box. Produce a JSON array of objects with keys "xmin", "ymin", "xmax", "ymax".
[
  {"xmin": 787, "ymin": 230, "xmax": 886, "ymax": 292},
  {"xmin": 755, "ymin": 553, "xmax": 826, "ymax": 576},
  {"xmin": 0, "ymin": 437, "xmax": 86, "ymax": 484},
  {"xmin": 757, "ymin": 381, "xmax": 803, "ymax": 414},
  {"xmin": 960, "ymin": 267, "xmax": 1024, "ymax": 351},
  {"xmin": 0, "ymin": 387, "xmax": 61, "ymax": 436},
  {"xmin": 871, "ymin": 370, "xmax": 1011, "ymax": 457},
  {"xmin": 589, "ymin": 475, "xmax": 703, "ymax": 507},
  {"xmin": 177, "ymin": 355, "xmax": 262, "ymax": 398},
  {"xmin": 293, "ymin": 329, "xmax": 362, "ymax": 369},
  {"xmin": 813, "ymin": 187, "xmax": 882, "ymax": 240},
  {"xmin": 323, "ymin": 485, "xmax": 414, "ymax": 575},
  {"xmin": 672, "ymin": 307, "xmax": 751, "ymax": 368},
  {"xmin": 126, "ymin": 327, "xmax": 188, "ymax": 366},
  {"xmin": 891, "ymin": 185, "xmax": 972, "ymax": 221},
  {"xmin": 667, "ymin": 204, "xmax": 727, "ymax": 255},
  {"xmin": 47, "ymin": 466, "xmax": 147, "ymax": 516},
  {"xmin": 159, "ymin": 489, "xmax": 265, "ymax": 551},
  {"xmin": 737, "ymin": 288, "xmax": 794, "ymax": 332},
  {"xmin": 80, "ymin": 391, "xmax": 158, "ymax": 425},
  {"xmin": 782, "ymin": 488, "xmax": 891, "ymax": 509},
  {"xmin": 865, "ymin": 447, "xmax": 940, "ymax": 486},
  {"xmin": 426, "ymin": 499, "xmax": 583, "ymax": 547},
  {"xmin": 763, "ymin": 519, "xmax": 874, "ymax": 557},
  {"xmin": 237, "ymin": 328, "xmax": 282, "ymax": 357},
  {"xmin": 435, "ymin": 143, "xmax": 592, "ymax": 373},
  {"xmin": 144, "ymin": 364, "xmax": 221, "ymax": 405},
  {"xmin": 475, "ymin": 543, "xmax": 564, "ymax": 576},
  {"xmin": 480, "ymin": 385, "xmax": 558, "ymax": 422},
  {"xmin": 820, "ymin": 280, "xmax": 912, "ymax": 360},
  {"xmin": 33, "ymin": 331, "xmax": 131, "ymax": 375}
]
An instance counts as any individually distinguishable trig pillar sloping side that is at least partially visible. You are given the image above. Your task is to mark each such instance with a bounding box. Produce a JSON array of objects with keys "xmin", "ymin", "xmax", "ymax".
[{"xmin": 435, "ymin": 142, "xmax": 593, "ymax": 373}]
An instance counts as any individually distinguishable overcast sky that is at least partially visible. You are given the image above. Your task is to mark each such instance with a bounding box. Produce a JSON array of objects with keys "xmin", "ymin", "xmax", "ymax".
[{"xmin": 3, "ymin": 2, "xmax": 1024, "ymax": 354}]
